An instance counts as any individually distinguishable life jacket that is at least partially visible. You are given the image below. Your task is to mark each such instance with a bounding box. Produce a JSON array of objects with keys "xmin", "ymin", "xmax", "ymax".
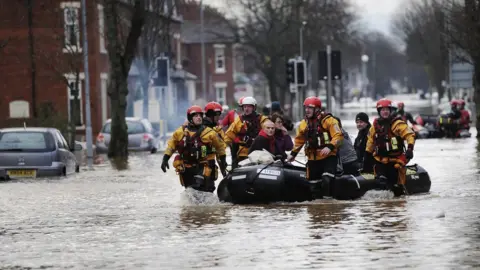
[
  {"xmin": 236, "ymin": 113, "xmax": 262, "ymax": 147},
  {"xmin": 372, "ymin": 116, "xmax": 404, "ymax": 157},
  {"xmin": 305, "ymin": 113, "xmax": 333, "ymax": 150},
  {"xmin": 177, "ymin": 125, "xmax": 213, "ymax": 164}
]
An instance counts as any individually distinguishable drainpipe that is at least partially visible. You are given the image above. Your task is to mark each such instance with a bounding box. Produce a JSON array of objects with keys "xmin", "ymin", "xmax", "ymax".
[{"xmin": 27, "ymin": 0, "xmax": 37, "ymax": 117}]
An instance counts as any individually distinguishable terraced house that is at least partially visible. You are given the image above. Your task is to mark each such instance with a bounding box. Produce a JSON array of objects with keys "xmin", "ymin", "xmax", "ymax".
[{"xmin": 0, "ymin": 0, "xmax": 182, "ymax": 136}]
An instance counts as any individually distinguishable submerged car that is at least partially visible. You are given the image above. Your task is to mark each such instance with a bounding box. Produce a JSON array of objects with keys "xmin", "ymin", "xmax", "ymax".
[
  {"xmin": 0, "ymin": 127, "xmax": 80, "ymax": 180},
  {"xmin": 95, "ymin": 117, "xmax": 160, "ymax": 154}
]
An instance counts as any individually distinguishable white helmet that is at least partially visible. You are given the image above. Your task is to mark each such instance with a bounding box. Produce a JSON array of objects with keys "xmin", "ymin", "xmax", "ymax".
[
  {"xmin": 241, "ymin": 96, "xmax": 257, "ymax": 106},
  {"xmin": 222, "ymin": 105, "xmax": 229, "ymax": 111}
]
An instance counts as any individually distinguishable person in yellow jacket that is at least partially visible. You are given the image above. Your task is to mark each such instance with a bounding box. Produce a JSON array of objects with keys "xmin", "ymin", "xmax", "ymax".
[
  {"xmin": 203, "ymin": 101, "xmax": 228, "ymax": 177},
  {"xmin": 362, "ymin": 98, "xmax": 416, "ymax": 196},
  {"xmin": 287, "ymin": 96, "xmax": 344, "ymax": 199},
  {"xmin": 225, "ymin": 96, "xmax": 268, "ymax": 168},
  {"xmin": 161, "ymin": 105, "xmax": 226, "ymax": 192}
]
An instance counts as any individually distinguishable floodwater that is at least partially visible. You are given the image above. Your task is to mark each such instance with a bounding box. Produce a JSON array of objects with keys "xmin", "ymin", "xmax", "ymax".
[{"xmin": 1, "ymin": 125, "xmax": 480, "ymax": 269}]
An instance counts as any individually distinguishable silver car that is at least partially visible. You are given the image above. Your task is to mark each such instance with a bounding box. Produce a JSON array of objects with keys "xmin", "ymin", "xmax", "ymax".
[
  {"xmin": 95, "ymin": 117, "xmax": 160, "ymax": 154},
  {"xmin": 0, "ymin": 127, "xmax": 80, "ymax": 180}
]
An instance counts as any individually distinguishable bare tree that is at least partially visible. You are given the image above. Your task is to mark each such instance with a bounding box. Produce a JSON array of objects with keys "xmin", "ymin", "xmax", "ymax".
[
  {"xmin": 103, "ymin": 0, "xmax": 146, "ymax": 160},
  {"xmin": 223, "ymin": 0, "xmax": 357, "ymax": 107},
  {"xmin": 135, "ymin": 0, "xmax": 180, "ymax": 119},
  {"xmin": 440, "ymin": 0, "xmax": 480, "ymax": 135},
  {"xmin": 392, "ymin": 0, "xmax": 449, "ymax": 102}
]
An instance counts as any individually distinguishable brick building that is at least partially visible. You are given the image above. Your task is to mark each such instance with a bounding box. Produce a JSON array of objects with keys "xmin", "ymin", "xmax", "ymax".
[
  {"xmin": 179, "ymin": 1, "xmax": 242, "ymax": 106},
  {"xmin": 0, "ymin": 0, "xmax": 181, "ymax": 137}
]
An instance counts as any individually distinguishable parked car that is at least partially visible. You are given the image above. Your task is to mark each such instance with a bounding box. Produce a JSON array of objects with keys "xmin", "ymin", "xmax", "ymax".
[
  {"xmin": 95, "ymin": 117, "xmax": 160, "ymax": 154},
  {"xmin": 0, "ymin": 127, "xmax": 80, "ymax": 180}
]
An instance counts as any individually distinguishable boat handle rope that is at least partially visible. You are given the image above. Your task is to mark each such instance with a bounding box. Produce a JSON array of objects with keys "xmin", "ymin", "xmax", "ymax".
[{"xmin": 245, "ymin": 160, "xmax": 277, "ymax": 195}]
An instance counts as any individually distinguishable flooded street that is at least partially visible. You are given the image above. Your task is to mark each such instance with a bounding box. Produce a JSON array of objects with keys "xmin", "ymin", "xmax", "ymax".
[{"xmin": 1, "ymin": 125, "xmax": 480, "ymax": 269}]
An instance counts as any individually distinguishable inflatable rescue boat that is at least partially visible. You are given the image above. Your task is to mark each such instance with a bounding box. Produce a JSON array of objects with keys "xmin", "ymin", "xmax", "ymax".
[{"xmin": 217, "ymin": 161, "xmax": 431, "ymax": 204}]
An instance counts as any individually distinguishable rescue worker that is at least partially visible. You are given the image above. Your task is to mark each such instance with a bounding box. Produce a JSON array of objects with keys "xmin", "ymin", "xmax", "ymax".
[
  {"xmin": 334, "ymin": 118, "xmax": 361, "ymax": 176},
  {"xmin": 396, "ymin": 102, "xmax": 417, "ymax": 125},
  {"xmin": 363, "ymin": 98, "xmax": 415, "ymax": 197},
  {"xmin": 225, "ymin": 96, "xmax": 269, "ymax": 168},
  {"xmin": 287, "ymin": 96, "xmax": 344, "ymax": 199},
  {"xmin": 161, "ymin": 105, "xmax": 226, "ymax": 192},
  {"xmin": 203, "ymin": 101, "xmax": 228, "ymax": 177},
  {"xmin": 353, "ymin": 112, "xmax": 371, "ymax": 166},
  {"xmin": 221, "ymin": 97, "xmax": 244, "ymax": 166},
  {"xmin": 439, "ymin": 99, "xmax": 462, "ymax": 138},
  {"xmin": 458, "ymin": 99, "xmax": 471, "ymax": 130}
]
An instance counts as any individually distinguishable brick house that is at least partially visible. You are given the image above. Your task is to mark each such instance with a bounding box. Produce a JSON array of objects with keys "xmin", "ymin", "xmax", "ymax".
[
  {"xmin": 178, "ymin": 1, "xmax": 242, "ymax": 106},
  {"xmin": 0, "ymin": 0, "xmax": 181, "ymax": 137}
]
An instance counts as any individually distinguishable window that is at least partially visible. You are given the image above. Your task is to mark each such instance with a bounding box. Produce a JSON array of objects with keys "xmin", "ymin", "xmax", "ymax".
[
  {"xmin": 9, "ymin": 100, "xmax": 30, "ymax": 118},
  {"xmin": 214, "ymin": 44, "xmax": 226, "ymax": 74},
  {"xmin": 65, "ymin": 73, "xmax": 85, "ymax": 127},
  {"xmin": 0, "ymin": 132, "xmax": 56, "ymax": 152},
  {"xmin": 61, "ymin": 2, "xmax": 81, "ymax": 53},
  {"xmin": 214, "ymin": 82, "xmax": 227, "ymax": 105},
  {"xmin": 102, "ymin": 121, "xmax": 146, "ymax": 134},
  {"xmin": 97, "ymin": 4, "xmax": 106, "ymax": 54}
]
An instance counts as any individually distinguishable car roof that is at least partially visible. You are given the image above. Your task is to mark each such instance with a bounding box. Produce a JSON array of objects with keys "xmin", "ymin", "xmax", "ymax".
[
  {"xmin": 105, "ymin": 117, "xmax": 144, "ymax": 123},
  {"xmin": 0, "ymin": 127, "xmax": 59, "ymax": 133}
]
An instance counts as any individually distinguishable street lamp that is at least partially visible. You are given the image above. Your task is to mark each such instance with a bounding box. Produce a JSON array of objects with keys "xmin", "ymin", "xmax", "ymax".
[
  {"xmin": 300, "ymin": 21, "xmax": 307, "ymax": 58},
  {"xmin": 361, "ymin": 54, "xmax": 369, "ymax": 113}
]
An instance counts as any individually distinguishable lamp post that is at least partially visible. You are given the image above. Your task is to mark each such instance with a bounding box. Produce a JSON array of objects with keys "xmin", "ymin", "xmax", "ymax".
[
  {"xmin": 299, "ymin": 21, "xmax": 307, "ymax": 58},
  {"xmin": 200, "ymin": 0, "xmax": 206, "ymax": 101},
  {"xmin": 361, "ymin": 54, "xmax": 369, "ymax": 113},
  {"xmin": 298, "ymin": 21, "xmax": 307, "ymax": 121}
]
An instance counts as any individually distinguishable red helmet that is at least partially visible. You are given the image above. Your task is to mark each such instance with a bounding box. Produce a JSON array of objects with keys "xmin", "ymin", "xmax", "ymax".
[
  {"xmin": 376, "ymin": 98, "xmax": 396, "ymax": 113},
  {"xmin": 303, "ymin": 97, "xmax": 322, "ymax": 108},
  {"xmin": 450, "ymin": 99, "xmax": 460, "ymax": 106},
  {"xmin": 187, "ymin": 105, "xmax": 203, "ymax": 117},
  {"xmin": 205, "ymin": 102, "xmax": 222, "ymax": 113},
  {"xmin": 458, "ymin": 99, "xmax": 466, "ymax": 106},
  {"xmin": 397, "ymin": 102, "xmax": 404, "ymax": 109}
]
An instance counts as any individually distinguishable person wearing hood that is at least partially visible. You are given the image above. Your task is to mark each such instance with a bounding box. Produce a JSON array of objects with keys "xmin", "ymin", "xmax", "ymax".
[
  {"xmin": 271, "ymin": 101, "xmax": 294, "ymax": 131},
  {"xmin": 353, "ymin": 112, "xmax": 371, "ymax": 165},
  {"xmin": 333, "ymin": 117, "xmax": 361, "ymax": 176}
]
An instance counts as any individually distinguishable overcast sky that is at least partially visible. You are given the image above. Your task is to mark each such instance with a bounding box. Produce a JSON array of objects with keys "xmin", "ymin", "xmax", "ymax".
[{"xmin": 204, "ymin": 0, "xmax": 404, "ymax": 36}]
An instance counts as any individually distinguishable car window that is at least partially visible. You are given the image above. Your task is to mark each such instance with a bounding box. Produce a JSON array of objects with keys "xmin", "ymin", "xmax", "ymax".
[
  {"xmin": 142, "ymin": 120, "xmax": 153, "ymax": 132},
  {"xmin": 54, "ymin": 131, "xmax": 67, "ymax": 149},
  {"xmin": 0, "ymin": 131, "xmax": 56, "ymax": 152},
  {"xmin": 102, "ymin": 121, "xmax": 145, "ymax": 134}
]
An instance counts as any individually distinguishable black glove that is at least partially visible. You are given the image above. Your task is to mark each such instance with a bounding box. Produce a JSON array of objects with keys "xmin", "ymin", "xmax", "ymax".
[
  {"xmin": 161, "ymin": 154, "xmax": 170, "ymax": 172},
  {"xmin": 362, "ymin": 152, "xmax": 374, "ymax": 173},
  {"xmin": 405, "ymin": 144, "xmax": 414, "ymax": 159},
  {"xmin": 219, "ymin": 155, "xmax": 228, "ymax": 177}
]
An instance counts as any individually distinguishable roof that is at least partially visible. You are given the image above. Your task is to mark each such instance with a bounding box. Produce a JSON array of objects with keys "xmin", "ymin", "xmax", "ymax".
[
  {"xmin": 105, "ymin": 117, "xmax": 143, "ymax": 123},
  {"xmin": 181, "ymin": 20, "xmax": 237, "ymax": 44}
]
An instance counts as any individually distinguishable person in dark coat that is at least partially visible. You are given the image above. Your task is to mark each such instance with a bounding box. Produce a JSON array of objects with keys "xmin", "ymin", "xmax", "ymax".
[
  {"xmin": 248, "ymin": 119, "xmax": 278, "ymax": 157},
  {"xmin": 271, "ymin": 101, "xmax": 294, "ymax": 131},
  {"xmin": 271, "ymin": 113, "xmax": 294, "ymax": 159},
  {"xmin": 353, "ymin": 112, "xmax": 371, "ymax": 166}
]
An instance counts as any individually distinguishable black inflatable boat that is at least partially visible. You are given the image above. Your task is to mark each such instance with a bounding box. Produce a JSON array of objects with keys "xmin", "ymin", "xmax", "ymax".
[{"xmin": 217, "ymin": 162, "xmax": 431, "ymax": 204}]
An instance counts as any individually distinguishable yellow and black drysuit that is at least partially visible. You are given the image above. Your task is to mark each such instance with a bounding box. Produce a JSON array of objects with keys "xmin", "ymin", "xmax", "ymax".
[
  {"xmin": 363, "ymin": 116, "xmax": 416, "ymax": 196},
  {"xmin": 203, "ymin": 116, "xmax": 228, "ymax": 177},
  {"xmin": 224, "ymin": 112, "xmax": 268, "ymax": 168},
  {"xmin": 290, "ymin": 112, "xmax": 344, "ymax": 198},
  {"xmin": 162, "ymin": 123, "xmax": 226, "ymax": 192}
]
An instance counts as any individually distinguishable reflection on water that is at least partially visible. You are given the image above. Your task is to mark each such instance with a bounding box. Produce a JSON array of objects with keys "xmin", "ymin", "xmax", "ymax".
[
  {"xmin": 178, "ymin": 205, "xmax": 232, "ymax": 230},
  {"xmin": 0, "ymin": 132, "xmax": 480, "ymax": 269}
]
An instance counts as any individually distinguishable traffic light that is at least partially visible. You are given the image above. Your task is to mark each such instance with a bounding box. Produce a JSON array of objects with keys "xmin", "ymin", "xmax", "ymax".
[
  {"xmin": 155, "ymin": 57, "xmax": 169, "ymax": 87},
  {"xmin": 295, "ymin": 60, "xmax": 307, "ymax": 86},
  {"xmin": 318, "ymin": 50, "xmax": 342, "ymax": 80},
  {"xmin": 331, "ymin": 51, "xmax": 342, "ymax": 80},
  {"xmin": 286, "ymin": 59, "xmax": 296, "ymax": 84}
]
